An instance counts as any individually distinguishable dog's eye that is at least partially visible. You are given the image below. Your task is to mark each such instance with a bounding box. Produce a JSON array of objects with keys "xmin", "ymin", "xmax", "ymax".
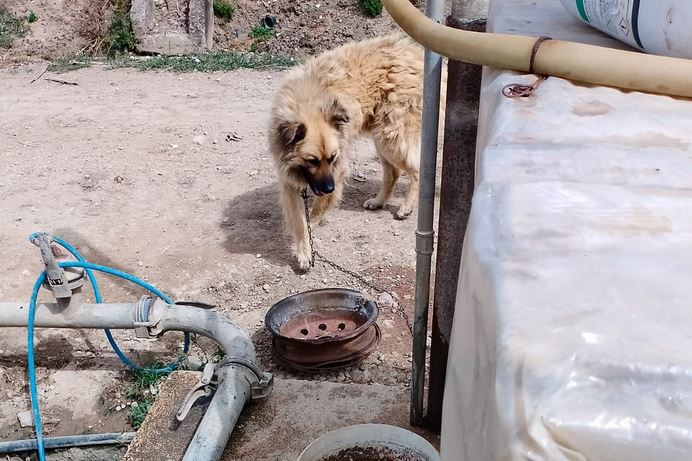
[
  {"xmin": 327, "ymin": 154, "xmax": 337, "ymax": 164},
  {"xmin": 307, "ymin": 158, "xmax": 320, "ymax": 166}
]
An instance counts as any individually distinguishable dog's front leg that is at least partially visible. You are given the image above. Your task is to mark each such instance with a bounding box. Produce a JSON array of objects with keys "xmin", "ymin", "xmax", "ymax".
[
  {"xmin": 310, "ymin": 180, "xmax": 343, "ymax": 226},
  {"xmin": 280, "ymin": 184, "xmax": 312, "ymax": 271}
]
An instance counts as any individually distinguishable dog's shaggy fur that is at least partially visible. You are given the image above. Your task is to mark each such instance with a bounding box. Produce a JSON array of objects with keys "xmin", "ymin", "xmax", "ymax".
[{"xmin": 269, "ymin": 34, "xmax": 428, "ymax": 270}]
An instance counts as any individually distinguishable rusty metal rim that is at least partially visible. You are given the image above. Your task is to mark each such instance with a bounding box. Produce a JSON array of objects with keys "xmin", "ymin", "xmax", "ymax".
[
  {"xmin": 265, "ymin": 288, "xmax": 379, "ymax": 344},
  {"xmin": 271, "ymin": 324, "xmax": 381, "ymax": 373}
]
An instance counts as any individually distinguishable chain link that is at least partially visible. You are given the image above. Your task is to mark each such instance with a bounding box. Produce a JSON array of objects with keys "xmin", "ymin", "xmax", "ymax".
[{"xmin": 301, "ymin": 189, "xmax": 413, "ymax": 334}]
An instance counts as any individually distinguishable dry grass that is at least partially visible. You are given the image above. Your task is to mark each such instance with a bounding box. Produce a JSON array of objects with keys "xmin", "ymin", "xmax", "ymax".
[{"xmin": 77, "ymin": 0, "xmax": 113, "ymax": 52}]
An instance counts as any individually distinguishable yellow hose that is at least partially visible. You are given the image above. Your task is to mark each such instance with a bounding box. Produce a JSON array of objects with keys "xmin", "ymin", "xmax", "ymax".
[{"xmin": 382, "ymin": 0, "xmax": 692, "ymax": 99}]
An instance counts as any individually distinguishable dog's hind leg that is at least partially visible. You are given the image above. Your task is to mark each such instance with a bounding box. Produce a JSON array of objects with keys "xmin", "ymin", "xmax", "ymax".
[
  {"xmin": 280, "ymin": 184, "xmax": 312, "ymax": 271},
  {"xmin": 396, "ymin": 165, "xmax": 419, "ymax": 220},
  {"xmin": 363, "ymin": 155, "xmax": 399, "ymax": 211}
]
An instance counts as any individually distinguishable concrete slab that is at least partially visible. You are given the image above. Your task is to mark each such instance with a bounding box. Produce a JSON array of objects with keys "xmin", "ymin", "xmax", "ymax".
[
  {"xmin": 131, "ymin": 0, "xmax": 213, "ymax": 55},
  {"xmin": 135, "ymin": 33, "xmax": 197, "ymax": 55},
  {"xmin": 188, "ymin": 0, "xmax": 213, "ymax": 50},
  {"xmin": 0, "ymin": 368, "xmax": 128, "ymax": 442},
  {"xmin": 130, "ymin": 0, "xmax": 154, "ymax": 38},
  {"xmin": 123, "ymin": 371, "xmax": 210, "ymax": 461},
  {"xmin": 124, "ymin": 372, "xmax": 438, "ymax": 461}
]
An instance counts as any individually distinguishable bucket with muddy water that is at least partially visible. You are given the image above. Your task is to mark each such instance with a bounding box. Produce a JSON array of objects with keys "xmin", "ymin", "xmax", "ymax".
[{"xmin": 296, "ymin": 424, "xmax": 440, "ymax": 461}]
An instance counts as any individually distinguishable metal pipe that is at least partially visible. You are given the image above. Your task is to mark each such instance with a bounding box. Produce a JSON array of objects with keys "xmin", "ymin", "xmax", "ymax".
[
  {"xmin": 182, "ymin": 365, "xmax": 253, "ymax": 461},
  {"xmin": 156, "ymin": 304, "xmax": 256, "ymax": 362},
  {"xmin": 0, "ymin": 302, "xmax": 141, "ymax": 329},
  {"xmin": 382, "ymin": 0, "xmax": 692, "ymax": 98},
  {"xmin": 0, "ymin": 299, "xmax": 265, "ymax": 461},
  {"xmin": 0, "ymin": 432, "xmax": 135, "ymax": 454},
  {"xmin": 426, "ymin": 9, "xmax": 486, "ymax": 432},
  {"xmin": 410, "ymin": 0, "xmax": 445, "ymax": 428}
]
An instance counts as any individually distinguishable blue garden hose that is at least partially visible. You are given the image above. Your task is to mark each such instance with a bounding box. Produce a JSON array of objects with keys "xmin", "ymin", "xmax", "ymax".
[
  {"xmin": 48, "ymin": 235, "xmax": 190, "ymax": 372},
  {"xmin": 26, "ymin": 233, "xmax": 190, "ymax": 461}
]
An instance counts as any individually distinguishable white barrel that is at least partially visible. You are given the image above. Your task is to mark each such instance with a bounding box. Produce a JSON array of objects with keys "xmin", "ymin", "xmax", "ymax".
[{"xmin": 559, "ymin": 0, "xmax": 692, "ymax": 59}]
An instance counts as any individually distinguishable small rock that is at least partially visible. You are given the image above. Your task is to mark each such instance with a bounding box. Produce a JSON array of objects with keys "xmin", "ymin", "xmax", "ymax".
[
  {"xmin": 115, "ymin": 405, "xmax": 122, "ymax": 411},
  {"xmin": 114, "ymin": 175, "xmax": 124, "ymax": 183},
  {"xmin": 131, "ymin": 401, "xmax": 139, "ymax": 408},
  {"xmin": 137, "ymin": 261, "xmax": 144, "ymax": 267},
  {"xmin": 192, "ymin": 135, "xmax": 206, "ymax": 146},
  {"xmin": 256, "ymin": 254, "xmax": 262, "ymax": 258},
  {"xmin": 377, "ymin": 292, "xmax": 397, "ymax": 309},
  {"xmin": 262, "ymin": 284, "xmax": 270, "ymax": 292},
  {"xmin": 17, "ymin": 410, "xmax": 33, "ymax": 428}
]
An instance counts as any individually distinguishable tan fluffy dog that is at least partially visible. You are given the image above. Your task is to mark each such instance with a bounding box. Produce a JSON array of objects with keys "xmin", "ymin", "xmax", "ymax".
[{"xmin": 269, "ymin": 34, "xmax": 427, "ymax": 271}]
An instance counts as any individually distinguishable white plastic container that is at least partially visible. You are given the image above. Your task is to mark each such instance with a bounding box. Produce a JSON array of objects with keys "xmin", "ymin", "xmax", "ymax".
[
  {"xmin": 296, "ymin": 424, "xmax": 440, "ymax": 461},
  {"xmin": 559, "ymin": 0, "xmax": 692, "ymax": 59}
]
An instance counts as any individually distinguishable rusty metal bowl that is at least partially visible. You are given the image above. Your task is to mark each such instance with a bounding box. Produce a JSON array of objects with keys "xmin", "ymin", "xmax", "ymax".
[{"xmin": 265, "ymin": 288, "xmax": 381, "ymax": 372}]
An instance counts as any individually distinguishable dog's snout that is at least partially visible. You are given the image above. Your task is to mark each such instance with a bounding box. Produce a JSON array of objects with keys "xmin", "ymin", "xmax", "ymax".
[{"xmin": 316, "ymin": 177, "xmax": 335, "ymax": 194}]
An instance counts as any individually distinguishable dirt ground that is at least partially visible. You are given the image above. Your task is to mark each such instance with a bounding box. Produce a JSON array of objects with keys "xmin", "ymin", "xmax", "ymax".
[
  {"xmin": 1, "ymin": 0, "xmax": 428, "ymax": 62},
  {"xmin": 214, "ymin": 0, "xmax": 404, "ymax": 57},
  {"xmin": 0, "ymin": 62, "xmax": 439, "ymax": 446}
]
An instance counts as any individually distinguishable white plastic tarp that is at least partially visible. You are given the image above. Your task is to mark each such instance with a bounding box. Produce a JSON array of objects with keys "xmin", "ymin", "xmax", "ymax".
[{"xmin": 440, "ymin": 1, "xmax": 692, "ymax": 460}]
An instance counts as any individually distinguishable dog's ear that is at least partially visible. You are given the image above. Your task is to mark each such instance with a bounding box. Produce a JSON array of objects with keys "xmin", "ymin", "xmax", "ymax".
[
  {"xmin": 327, "ymin": 99, "xmax": 350, "ymax": 130},
  {"xmin": 277, "ymin": 121, "xmax": 307, "ymax": 150}
]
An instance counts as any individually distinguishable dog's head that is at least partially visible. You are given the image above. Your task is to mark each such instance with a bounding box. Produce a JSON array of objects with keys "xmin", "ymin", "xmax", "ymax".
[{"xmin": 271, "ymin": 97, "xmax": 350, "ymax": 196}]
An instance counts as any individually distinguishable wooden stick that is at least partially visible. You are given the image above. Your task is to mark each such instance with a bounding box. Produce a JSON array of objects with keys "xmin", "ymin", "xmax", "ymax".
[
  {"xmin": 45, "ymin": 78, "xmax": 78, "ymax": 86},
  {"xmin": 30, "ymin": 67, "xmax": 48, "ymax": 84}
]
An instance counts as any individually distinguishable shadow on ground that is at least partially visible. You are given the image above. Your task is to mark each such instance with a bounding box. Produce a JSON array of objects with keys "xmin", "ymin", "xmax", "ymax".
[{"xmin": 219, "ymin": 176, "xmax": 390, "ymax": 268}]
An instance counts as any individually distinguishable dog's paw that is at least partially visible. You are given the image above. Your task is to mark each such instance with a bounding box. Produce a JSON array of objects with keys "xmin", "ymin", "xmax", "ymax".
[
  {"xmin": 363, "ymin": 198, "xmax": 384, "ymax": 210},
  {"xmin": 296, "ymin": 252, "xmax": 312, "ymax": 272},
  {"xmin": 395, "ymin": 205, "xmax": 414, "ymax": 220},
  {"xmin": 310, "ymin": 214, "xmax": 325, "ymax": 227}
]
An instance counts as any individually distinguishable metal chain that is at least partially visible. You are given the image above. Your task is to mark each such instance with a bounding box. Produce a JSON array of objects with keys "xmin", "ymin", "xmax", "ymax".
[{"xmin": 301, "ymin": 189, "xmax": 413, "ymax": 334}]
